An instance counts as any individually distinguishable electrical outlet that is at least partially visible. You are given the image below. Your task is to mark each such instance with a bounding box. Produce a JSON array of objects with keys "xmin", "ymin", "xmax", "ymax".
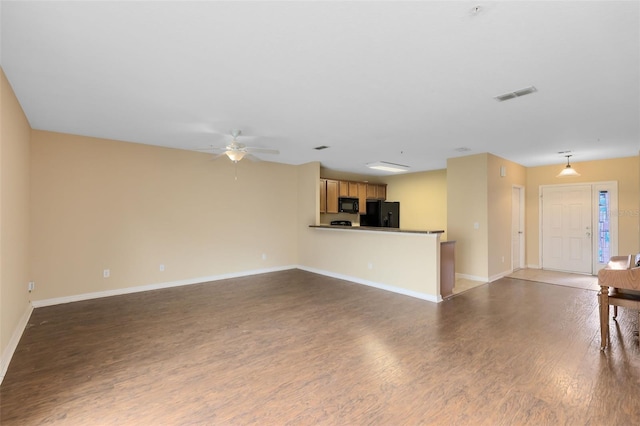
[
  {"xmin": 368, "ymin": 262, "xmax": 373, "ymax": 270},
  {"xmin": 262, "ymin": 253, "xmax": 267, "ymax": 260},
  {"xmin": 28, "ymin": 281, "xmax": 35, "ymax": 292},
  {"xmin": 159, "ymin": 264, "xmax": 165, "ymax": 272},
  {"xmin": 103, "ymin": 269, "xmax": 110, "ymax": 278}
]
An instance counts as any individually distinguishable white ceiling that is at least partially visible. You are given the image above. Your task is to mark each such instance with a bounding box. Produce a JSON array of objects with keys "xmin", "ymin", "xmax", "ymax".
[{"xmin": 1, "ymin": 1, "xmax": 638, "ymax": 175}]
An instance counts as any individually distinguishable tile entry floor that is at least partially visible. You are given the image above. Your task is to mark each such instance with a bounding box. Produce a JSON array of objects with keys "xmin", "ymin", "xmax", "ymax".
[{"xmin": 454, "ymin": 268, "xmax": 600, "ymax": 295}]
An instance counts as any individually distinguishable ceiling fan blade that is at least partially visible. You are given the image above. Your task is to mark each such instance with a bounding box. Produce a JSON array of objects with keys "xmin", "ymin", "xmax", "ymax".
[
  {"xmin": 210, "ymin": 153, "xmax": 226, "ymax": 161},
  {"xmin": 244, "ymin": 147, "xmax": 279, "ymax": 155},
  {"xmin": 194, "ymin": 146, "xmax": 227, "ymax": 154}
]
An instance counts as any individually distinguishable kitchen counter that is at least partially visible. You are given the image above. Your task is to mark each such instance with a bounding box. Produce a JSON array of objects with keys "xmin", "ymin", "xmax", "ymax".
[{"xmin": 309, "ymin": 225, "xmax": 444, "ymax": 234}]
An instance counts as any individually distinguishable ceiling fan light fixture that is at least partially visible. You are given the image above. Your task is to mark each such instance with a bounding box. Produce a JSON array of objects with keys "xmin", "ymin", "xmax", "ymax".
[
  {"xmin": 367, "ymin": 161, "xmax": 410, "ymax": 173},
  {"xmin": 556, "ymin": 155, "xmax": 580, "ymax": 177},
  {"xmin": 226, "ymin": 150, "xmax": 246, "ymax": 162}
]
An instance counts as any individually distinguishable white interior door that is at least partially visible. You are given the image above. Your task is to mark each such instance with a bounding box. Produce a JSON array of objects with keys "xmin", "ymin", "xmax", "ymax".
[
  {"xmin": 511, "ymin": 186, "xmax": 524, "ymax": 271},
  {"xmin": 541, "ymin": 185, "xmax": 592, "ymax": 273}
]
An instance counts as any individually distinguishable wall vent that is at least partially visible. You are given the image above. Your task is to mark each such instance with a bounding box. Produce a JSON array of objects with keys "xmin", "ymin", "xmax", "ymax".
[{"xmin": 494, "ymin": 86, "xmax": 537, "ymax": 102}]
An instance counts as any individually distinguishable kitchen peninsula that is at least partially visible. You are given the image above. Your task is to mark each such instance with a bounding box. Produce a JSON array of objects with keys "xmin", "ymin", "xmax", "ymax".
[{"xmin": 307, "ymin": 225, "xmax": 454, "ymax": 302}]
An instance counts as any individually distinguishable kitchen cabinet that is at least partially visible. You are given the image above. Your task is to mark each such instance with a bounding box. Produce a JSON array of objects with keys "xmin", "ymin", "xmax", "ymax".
[
  {"xmin": 319, "ymin": 179, "xmax": 327, "ymax": 213},
  {"xmin": 339, "ymin": 181, "xmax": 349, "ymax": 197},
  {"xmin": 348, "ymin": 182, "xmax": 359, "ymax": 197},
  {"xmin": 366, "ymin": 184, "xmax": 387, "ymax": 200},
  {"xmin": 357, "ymin": 182, "xmax": 367, "ymax": 214},
  {"xmin": 376, "ymin": 184, "xmax": 386, "ymax": 200},
  {"xmin": 326, "ymin": 179, "xmax": 339, "ymax": 214}
]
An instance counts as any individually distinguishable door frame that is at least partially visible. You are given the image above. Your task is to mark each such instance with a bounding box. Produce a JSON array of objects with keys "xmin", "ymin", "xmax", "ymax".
[
  {"xmin": 538, "ymin": 181, "xmax": 618, "ymax": 275},
  {"xmin": 512, "ymin": 185, "xmax": 525, "ymax": 271}
]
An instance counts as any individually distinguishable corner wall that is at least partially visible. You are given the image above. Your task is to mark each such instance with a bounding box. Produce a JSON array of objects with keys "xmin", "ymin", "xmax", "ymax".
[
  {"xmin": 0, "ymin": 68, "xmax": 32, "ymax": 380},
  {"xmin": 447, "ymin": 154, "xmax": 489, "ymax": 280}
]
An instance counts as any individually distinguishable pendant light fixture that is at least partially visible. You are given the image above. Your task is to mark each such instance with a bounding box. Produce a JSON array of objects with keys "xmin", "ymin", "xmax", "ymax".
[{"xmin": 557, "ymin": 154, "xmax": 580, "ymax": 177}]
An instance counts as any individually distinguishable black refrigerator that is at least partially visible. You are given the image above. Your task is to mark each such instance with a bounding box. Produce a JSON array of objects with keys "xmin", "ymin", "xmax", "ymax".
[{"xmin": 361, "ymin": 200, "xmax": 400, "ymax": 228}]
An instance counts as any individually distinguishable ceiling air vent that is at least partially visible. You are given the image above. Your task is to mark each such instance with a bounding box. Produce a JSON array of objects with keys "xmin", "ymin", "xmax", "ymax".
[{"xmin": 494, "ymin": 86, "xmax": 537, "ymax": 102}]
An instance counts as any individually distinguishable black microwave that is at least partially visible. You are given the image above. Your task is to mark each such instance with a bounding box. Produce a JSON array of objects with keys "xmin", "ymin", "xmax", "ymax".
[{"xmin": 338, "ymin": 197, "xmax": 359, "ymax": 213}]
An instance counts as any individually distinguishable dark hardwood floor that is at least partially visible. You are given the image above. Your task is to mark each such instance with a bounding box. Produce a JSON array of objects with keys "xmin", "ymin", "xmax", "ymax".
[{"xmin": 2, "ymin": 269, "xmax": 639, "ymax": 425}]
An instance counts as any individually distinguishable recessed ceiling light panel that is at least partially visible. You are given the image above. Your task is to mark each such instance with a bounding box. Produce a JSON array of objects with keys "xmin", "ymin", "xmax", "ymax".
[{"xmin": 366, "ymin": 161, "xmax": 410, "ymax": 173}]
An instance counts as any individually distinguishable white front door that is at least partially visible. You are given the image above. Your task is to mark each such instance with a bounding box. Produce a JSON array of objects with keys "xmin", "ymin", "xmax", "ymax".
[{"xmin": 541, "ymin": 185, "xmax": 592, "ymax": 273}]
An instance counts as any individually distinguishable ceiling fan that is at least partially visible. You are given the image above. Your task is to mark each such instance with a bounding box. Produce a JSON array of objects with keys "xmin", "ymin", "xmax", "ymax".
[{"xmin": 211, "ymin": 130, "xmax": 279, "ymax": 163}]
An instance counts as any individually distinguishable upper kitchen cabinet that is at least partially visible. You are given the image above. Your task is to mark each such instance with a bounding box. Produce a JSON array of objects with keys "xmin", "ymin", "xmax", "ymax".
[
  {"xmin": 319, "ymin": 179, "xmax": 327, "ymax": 213},
  {"xmin": 366, "ymin": 183, "xmax": 387, "ymax": 200},
  {"xmin": 339, "ymin": 181, "xmax": 349, "ymax": 197},
  {"xmin": 339, "ymin": 180, "xmax": 361, "ymax": 198},
  {"xmin": 325, "ymin": 179, "xmax": 339, "ymax": 213},
  {"xmin": 358, "ymin": 182, "xmax": 367, "ymax": 214},
  {"xmin": 348, "ymin": 182, "xmax": 359, "ymax": 197}
]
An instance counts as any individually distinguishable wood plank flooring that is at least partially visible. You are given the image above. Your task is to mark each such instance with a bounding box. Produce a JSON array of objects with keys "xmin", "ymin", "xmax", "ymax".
[{"xmin": 2, "ymin": 269, "xmax": 640, "ymax": 425}]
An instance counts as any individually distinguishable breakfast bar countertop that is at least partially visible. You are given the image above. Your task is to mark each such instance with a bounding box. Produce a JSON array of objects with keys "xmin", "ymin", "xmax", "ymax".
[{"xmin": 309, "ymin": 225, "xmax": 445, "ymax": 235}]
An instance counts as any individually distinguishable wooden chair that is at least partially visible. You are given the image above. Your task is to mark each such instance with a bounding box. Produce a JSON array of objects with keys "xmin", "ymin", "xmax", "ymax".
[{"xmin": 597, "ymin": 255, "xmax": 640, "ymax": 350}]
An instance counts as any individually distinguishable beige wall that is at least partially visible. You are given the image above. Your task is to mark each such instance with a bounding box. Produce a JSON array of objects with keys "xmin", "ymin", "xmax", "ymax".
[
  {"xmin": 447, "ymin": 154, "xmax": 489, "ymax": 280},
  {"xmin": 385, "ymin": 169, "xmax": 447, "ymax": 237},
  {"xmin": 29, "ymin": 131, "xmax": 301, "ymax": 301},
  {"xmin": 487, "ymin": 155, "xmax": 527, "ymax": 279},
  {"xmin": 525, "ymin": 156, "xmax": 640, "ymax": 267},
  {"xmin": 0, "ymin": 68, "xmax": 32, "ymax": 375},
  {"xmin": 446, "ymin": 153, "xmax": 526, "ymax": 281}
]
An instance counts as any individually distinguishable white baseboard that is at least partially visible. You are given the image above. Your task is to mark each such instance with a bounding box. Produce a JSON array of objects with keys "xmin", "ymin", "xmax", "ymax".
[
  {"xmin": 489, "ymin": 270, "xmax": 512, "ymax": 282},
  {"xmin": 31, "ymin": 265, "xmax": 297, "ymax": 308},
  {"xmin": 455, "ymin": 272, "xmax": 489, "ymax": 282},
  {"xmin": 298, "ymin": 265, "xmax": 441, "ymax": 303},
  {"xmin": 457, "ymin": 270, "xmax": 513, "ymax": 283},
  {"xmin": 0, "ymin": 302, "xmax": 34, "ymax": 385}
]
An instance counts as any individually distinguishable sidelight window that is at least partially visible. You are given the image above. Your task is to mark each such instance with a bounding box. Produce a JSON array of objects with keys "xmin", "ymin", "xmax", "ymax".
[{"xmin": 598, "ymin": 190, "xmax": 610, "ymax": 264}]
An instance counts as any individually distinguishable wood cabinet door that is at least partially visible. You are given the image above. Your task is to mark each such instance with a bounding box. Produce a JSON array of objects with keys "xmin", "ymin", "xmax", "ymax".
[
  {"xmin": 326, "ymin": 180, "xmax": 339, "ymax": 213},
  {"xmin": 357, "ymin": 182, "xmax": 367, "ymax": 214},
  {"xmin": 378, "ymin": 184, "xmax": 387, "ymax": 200},
  {"xmin": 366, "ymin": 184, "xmax": 377, "ymax": 199},
  {"xmin": 319, "ymin": 179, "xmax": 327, "ymax": 213},
  {"xmin": 339, "ymin": 181, "xmax": 349, "ymax": 197},
  {"xmin": 348, "ymin": 182, "xmax": 359, "ymax": 197}
]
